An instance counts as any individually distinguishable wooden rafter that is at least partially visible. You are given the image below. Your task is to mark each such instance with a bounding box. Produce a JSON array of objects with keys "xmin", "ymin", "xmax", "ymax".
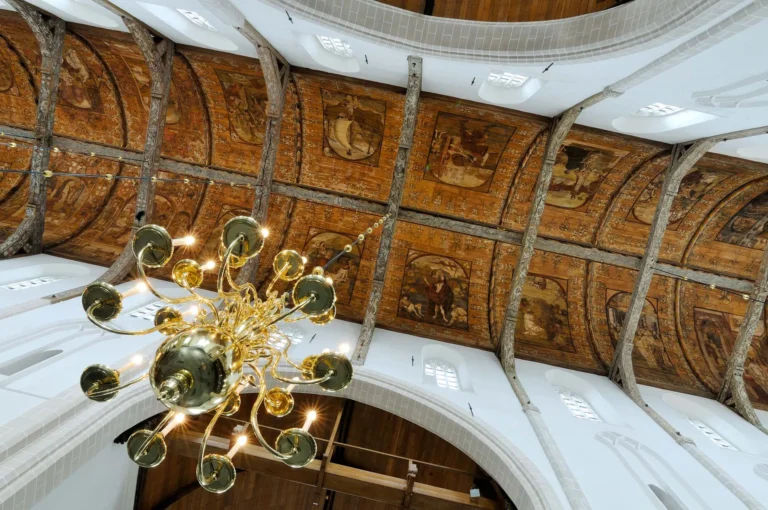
[
  {"xmin": 235, "ymin": 42, "xmax": 290, "ymax": 286},
  {"xmin": 352, "ymin": 55, "xmax": 422, "ymax": 364},
  {"xmin": 168, "ymin": 432, "xmax": 497, "ymax": 510},
  {"xmin": 497, "ymin": 88, "xmax": 619, "ymax": 372},
  {"xmin": 718, "ymin": 243, "xmax": 768, "ymax": 434},
  {"xmin": 0, "ymin": 0, "xmax": 64, "ymax": 258},
  {"xmin": 89, "ymin": 1, "xmax": 174, "ymax": 284}
]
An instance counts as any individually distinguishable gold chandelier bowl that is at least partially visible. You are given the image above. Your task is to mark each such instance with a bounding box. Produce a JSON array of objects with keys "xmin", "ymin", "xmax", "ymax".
[{"xmin": 77, "ymin": 213, "xmax": 388, "ymax": 493}]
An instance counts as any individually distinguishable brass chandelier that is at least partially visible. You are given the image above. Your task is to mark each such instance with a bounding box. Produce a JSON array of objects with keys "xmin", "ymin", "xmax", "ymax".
[{"xmin": 78, "ymin": 213, "xmax": 386, "ymax": 493}]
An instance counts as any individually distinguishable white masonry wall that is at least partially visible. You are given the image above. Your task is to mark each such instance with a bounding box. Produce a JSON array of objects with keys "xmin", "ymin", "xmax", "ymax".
[{"xmin": 1, "ymin": 255, "xmax": 767, "ymax": 510}]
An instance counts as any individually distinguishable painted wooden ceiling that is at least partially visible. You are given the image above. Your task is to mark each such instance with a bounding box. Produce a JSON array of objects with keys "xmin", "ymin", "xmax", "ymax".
[
  {"xmin": 376, "ymin": 0, "xmax": 621, "ymax": 22},
  {"xmin": 1, "ymin": 13, "xmax": 767, "ymax": 409}
]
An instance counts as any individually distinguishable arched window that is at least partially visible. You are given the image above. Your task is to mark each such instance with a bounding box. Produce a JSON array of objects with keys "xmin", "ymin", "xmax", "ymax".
[
  {"xmin": 0, "ymin": 350, "xmax": 63, "ymax": 376},
  {"xmin": 129, "ymin": 301, "xmax": 169, "ymax": 321},
  {"xmin": 556, "ymin": 387, "xmax": 602, "ymax": 422},
  {"xmin": 424, "ymin": 360, "xmax": 460, "ymax": 391},
  {"xmin": 1, "ymin": 276, "xmax": 68, "ymax": 291},
  {"xmin": 688, "ymin": 419, "xmax": 737, "ymax": 451},
  {"xmin": 649, "ymin": 484, "xmax": 686, "ymax": 510}
]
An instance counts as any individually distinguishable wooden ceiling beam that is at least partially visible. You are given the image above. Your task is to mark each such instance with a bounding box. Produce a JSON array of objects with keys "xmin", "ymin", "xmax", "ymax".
[
  {"xmin": 353, "ymin": 55, "xmax": 422, "ymax": 365},
  {"xmin": 168, "ymin": 432, "xmax": 496, "ymax": 509},
  {"xmin": 497, "ymin": 87, "xmax": 621, "ymax": 375},
  {"xmin": 234, "ymin": 44, "xmax": 290, "ymax": 286},
  {"xmin": 0, "ymin": 0, "xmax": 64, "ymax": 258},
  {"xmin": 86, "ymin": 8, "xmax": 175, "ymax": 285},
  {"xmin": 717, "ymin": 238, "xmax": 768, "ymax": 434}
]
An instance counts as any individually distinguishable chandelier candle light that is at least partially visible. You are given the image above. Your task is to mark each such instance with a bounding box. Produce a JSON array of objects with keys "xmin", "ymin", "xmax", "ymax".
[{"xmin": 78, "ymin": 213, "xmax": 389, "ymax": 493}]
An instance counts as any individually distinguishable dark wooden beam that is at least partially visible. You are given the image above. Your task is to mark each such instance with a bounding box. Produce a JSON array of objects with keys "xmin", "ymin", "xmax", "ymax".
[
  {"xmin": 718, "ymin": 243, "xmax": 768, "ymax": 434},
  {"xmin": 0, "ymin": 0, "xmax": 64, "ymax": 258},
  {"xmin": 87, "ymin": 8, "xmax": 174, "ymax": 285},
  {"xmin": 237, "ymin": 20, "xmax": 289, "ymax": 68},
  {"xmin": 353, "ymin": 55, "xmax": 422, "ymax": 364},
  {"xmin": 497, "ymin": 88, "xmax": 620, "ymax": 372},
  {"xmin": 313, "ymin": 401, "xmax": 345, "ymax": 507},
  {"xmin": 235, "ymin": 46, "xmax": 290, "ymax": 286},
  {"xmin": 169, "ymin": 432, "xmax": 496, "ymax": 510}
]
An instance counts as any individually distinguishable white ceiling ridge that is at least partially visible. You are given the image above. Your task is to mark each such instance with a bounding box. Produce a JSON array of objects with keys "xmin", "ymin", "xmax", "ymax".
[{"xmin": 254, "ymin": 0, "xmax": 743, "ymax": 64}]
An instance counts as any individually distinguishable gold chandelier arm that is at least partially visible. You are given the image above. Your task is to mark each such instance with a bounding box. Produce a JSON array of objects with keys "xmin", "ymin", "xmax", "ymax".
[
  {"xmin": 262, "ymin": 295, "xmax": 315, "ymax": 328},
  {"xmin": 265, "ymin": 261, "xmax": 289, "ymax": 297},
  {"xmin": 248, "ymin": 362, "xmax": 296, "ymax": 460},
  {"xmin": 217, "ymin": 234, "xmax": 248, "ymax": 298},
  {"xmin": 180, "ymin": 284, "xmax": 221, "ymax": 324},
  {"xmin": 269, "ymin": 361, "xmax": 334, "ymax": 386},
  {"xmin": 136, "ymin": 245, "xmax": 198, "ymax": 306},
  {"xmin": 133, "ymin": 412, "xmax": 174, "ymax": 463},
  {"xmin": 197, "ymin": 399, "xmax": 229, "ymax": 484},
  {"xmin": 85, "ymin": 372, "xmax": 149, "ymax": 398},
  {"xmin": 87, "ymin": 303, "xmax": 188, "ymax": 336}
]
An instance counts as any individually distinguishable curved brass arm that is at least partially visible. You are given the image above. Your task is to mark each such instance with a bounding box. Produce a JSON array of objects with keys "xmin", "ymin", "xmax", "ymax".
[
  {"xmin": 269, "ymin": 361, "xmax": 334, "ymax": 386},
  {"xmin": 86, "ymin": 372, "xmax": 149, "ymax": 398},
  {"xmin": 218, "ymin": 234, "xmax": 247, "ymax": 299},
  {"xmin": 197, "ymin": 401, "xmax": 229, "ymax": 485},
  {"xmin": 133, "ymin": 412, "xmax": 174, "ymax": 462},
  {"xmin": 248, "ymin": 361, "xmax": 296, "ymax": 460},
  {"xmin": 87, "ymin": 303, "xmax": 184, "ymax": 336}
]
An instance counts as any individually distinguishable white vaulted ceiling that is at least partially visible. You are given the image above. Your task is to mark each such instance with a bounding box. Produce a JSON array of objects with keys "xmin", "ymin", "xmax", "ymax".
[{"xmin": 3, "ymin": 0, "xmax": 768, "ymax": 161}]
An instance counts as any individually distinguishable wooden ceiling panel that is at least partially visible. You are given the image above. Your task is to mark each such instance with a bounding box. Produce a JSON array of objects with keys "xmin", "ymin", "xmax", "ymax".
[
  {"xmin": 686, "ymin": 177, "xmax": 768, "ymax": 280},
  {"xmin": 276, "ymin": 200, "xmax": 382, "ymax": 321},
  {"xmin": 402, "ymin": 96, "xmax": 547, "ymax": 223},
  {"xmin": 505, "ymin": 127, "xmax": 665, "ymax": 245},
  {"xmin": 378, "ymin": 221, "xmax": 494, "ymax": 349},
  {"xmin": 599, "ymin": 154, "xmax": 762, "ymax": 263},
  {"xmin": 292, "ymin": 72, "xmax": 404, "ymax": 202},
  {"xmin": 491, "ymin": 246, "xmax": 601, "ymax": 372},
  {"xmin": 48, "ymin": 164, "xmax": 140, "ymax": 265},
  {"xmin": 587, "ymin": 263, "xmax": 706, "ymax": 394},
  {"xmin": 677, "ymin": 281, "xmax": 768, "ymax": 409},
  {"xmin": 377, "ymin": 0, "xmax": 620, "ymax": 22},
  {"xmin": 0, "ymin": 146, "xmax": 31, "ymax": 205},
  {"xmin": 52, "ymin": 32, "xmax": 125, "ymax": 147},
  {"xmin": 0, "ymin": 14, "xmax": 37, "ymax": 129}
]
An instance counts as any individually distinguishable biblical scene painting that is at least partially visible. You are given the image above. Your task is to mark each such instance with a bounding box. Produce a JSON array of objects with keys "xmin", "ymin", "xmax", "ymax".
[
  {"xmin": 694, "ymin": 308, "xmax": 768, "ymax": 403},
  {"xmin": 123, "ymin": 56, "xmax": 181, "ymax": 125},
  {"xmin": 546, "ymin": 141, "xmax": 627, "ymax": 209},
  {"xmin": 59, "ymin": 46, "xmax": 103, "ymax": 112},
  {"xmin": 629, "ymin": 167, "xmax": 732, "ymax": 228},
  {"xmin": 606, "ymin": 291, "xmax": 678, "ymax": 380},
  {"xmin": 0, "ymin": 47, "xmax": 17, "ymax": 95},
  {"xmin": 398, "ymin": 250, "xmax": 470, "ymax": 331},
  {"xmin": 716, "ymin": 191, "xmax": 768, "ymax": 249},
  {"xmin": 214, "ymin": 69, "xmax": 267, "ymax": 145},
  {"xmin": 423, "ymin": 112, "xmax": 516, "ymax": 192},
  {"xmin": 515, "ymin": 274, "xmax": 576, "ymax": 353},
  {"xmin": 301, "ymin": 228, "xmax": 362, "ymax": 305},
  {"xmin": 321, "ymin": 90, "xmax": 386, "ymax": 167}
]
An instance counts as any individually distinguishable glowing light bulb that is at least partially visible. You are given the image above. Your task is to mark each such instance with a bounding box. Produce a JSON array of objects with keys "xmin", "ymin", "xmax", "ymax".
[
  {"xmin": 174, "ymin": 413, "xmax": 186, "ymax": 424},
  {"xmin": 203, "ymin": 260, "xmax": 216, "ymax": 270},
  {"xmin": 261, "ymin": 228, "xmax": 270, "ymax": 238},
  {"xmin": 302, "ymin": 410, "xmax": 318, "ymax": 432},
  {"xmin": 183, "ymin": 235, "xmax": 195, "ymax": 246},
  {"xmin": 226, "ymin": 434, "xmax": 248, "ymax": 459},
  {"xmin": 237, "ymin": 435, "xmax": 248, "ymax": 446},
  {"xmin": 187, "ymin": 305, "xmax": 199, "ymax": 316},
  {"xmin": 301, "ymin": 256, "xmax": 308, "ymax": 264},
  {"xmin": 325, "ymin": 276, "xmax": 333, "ymax": 285},
  {"xmin": 123, "ymin": 281, "xmax": 148, "ymax": 298},
  {"xmin": 339, "ymin": 343, "xmax": 350, "ymax": 355},
  {"xmin": 130, "ymin": 354, "xmax": 144, "ymax": 366},
  {"xmin": 160, "ymin": 412, "xmax": 186, "ymax": 436},
  {"xmin": 136, "ymin": 281, "xmax": 148, "ymax": 292},
  {"xmin": 323, "ymin": 348, "xmax": 330, "ymax": 354}
]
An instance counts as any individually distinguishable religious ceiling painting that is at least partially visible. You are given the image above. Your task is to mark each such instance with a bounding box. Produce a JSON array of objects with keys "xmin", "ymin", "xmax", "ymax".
[
  {"xmin": 628, "ymin": 166, "xmax": 734, "ymax": 229},
  {"xmin": 546, "ymin": 140, "xmax": 627, "ymax": 210},
  {"xmin": 320, "ymin": 89, "xmax": 385, "ymax": 166},
  {"xmin": 0, "ymin": 145, "xmax": 30, "ymax": 205},
  {"xmin": 0, "ymin": 38, "xmax": 19, "ymax": 97},
  {"xmin": 677, "ymin": 282, "xmax": 768, "ymax": 408},
  {"xmin": 588, "ymin": 264, "xmax": 704, "ymax": 391},
  {"xmin": 716, "ymin": 190, "xmax": 768, "ymax": 249},
  {"xmin": 59, "ymin": 44, "xmax": 103, "ymax": 112},
  {"xmin": 490, "ymin": 246, "xmax": 598, "ymax": 370},
  {"xmin": 379, "ymin": 222, "xmax": 493, "ymax": 349},
  {"xmin": 423, "ymin": 111, "xmax": 516, "ymax": 192},
  {"xmin": 214, "ymin": 68, "xmax": 268, "ymax": 146},
  {"xmin": 686, "ymin": 179, "xmax": 768, "ymax": 279},
  {"xmin": 516, "ymin": 274, "xmax": 575, "ymax": 353},
  {"xmin": 302, "ymin": 228, "xmax": 363, "ymax": 306},
  {"xmin": 504, "ymin": 128, "xmax": 662, "ymax": 245},
  {"xmin": 293, "ymin": 73, "xmax": 404, "ymax": 202},
  {"xmin": 404, "ymin": 98, "xmax": 546, "ymax": 224},
  {"xmin": 397, "ymin": 249, "xmax": 471, "ymax": 331}
]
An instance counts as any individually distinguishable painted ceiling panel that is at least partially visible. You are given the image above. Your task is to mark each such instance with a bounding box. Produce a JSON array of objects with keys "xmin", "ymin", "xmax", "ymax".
[
  {"xmin": 292, "ymin": 72, "xmax": 403, "ymax": 202},
  {"xmin": 0, "ymin": 15, "xmax": 36, "ymax": 129}
]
